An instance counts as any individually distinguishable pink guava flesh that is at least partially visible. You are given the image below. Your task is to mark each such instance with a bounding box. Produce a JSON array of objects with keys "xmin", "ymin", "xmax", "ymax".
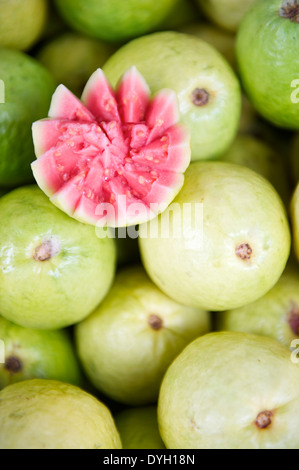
[{"xmin": 31, "ymin": 67, "xmax": 191, "ymax": 227}]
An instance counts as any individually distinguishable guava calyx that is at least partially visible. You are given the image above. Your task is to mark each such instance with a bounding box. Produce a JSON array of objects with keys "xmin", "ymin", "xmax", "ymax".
[
  {"xmin": 279, "ymin": 0, "xmax": 299, "ymax": 23},
  {"xmin": 148, "ymin": 314, "xmax": 163, "ymax": 330},
  {"xmin": 288, "ymin": 301, "xmax": 299, "ymax": 335},
  {"xmin": 255, "ymin": 410, "xmax": 273, "ymax": 430},
  {"xmin": 31, "ymin": 66, "xmax": 191, "ymax": 227},
  {"xmin": 191, "ymin": 88, "xmax": 210, "ymax": 107},
  {"xmin": 4, "ymin": 356, "xmax": 23, "ymax": 373},
  {"xmin": 33, "ymin": 237, "xmax": 61, "ymax": 262},
  {"xmin": 235, "ymin": 243, "xmax": 252, "ymax": 261}
]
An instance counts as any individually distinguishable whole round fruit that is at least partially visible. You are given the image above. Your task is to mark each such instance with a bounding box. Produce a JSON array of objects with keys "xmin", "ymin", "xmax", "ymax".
[
  {"xmin": 54, "ymin": 0, "xmax": 178, "ymax": 42},
  {"xmin": 103, "ymin": 31, "xmax": 241, "ymax": 161},
  {"xmin": 0, "ymin": 379, "xmax": 121, "ymax": 449},
  {"xmin": 237, "ymin": 0, "xmax": 299, "ymax": 129},
  {"xmin": 0, "ymin": 186, "xmax": 116, "ymax": 330},
  {"xmin": 139, "ymin": 162, "xmax": 291, "ymax": 311},
  {"xmin": 196, "ymin": 0, "xmax": 256, "ymax": 32},
  {"xmin": 0, "ymin": 49, "xmax": 55, "ymax": 187},
  {"xmin": 37, "ymin": 33, "xmax": 115, "ymax": 97},
  {"xmin": 217, "ymin": 267, "xmax": 299, "ymax": 348},
  {"xmin": 0, "ymin": 316, "xmax": 82, "ymax": 389},
  {"xmin": 158, "ymin": 331, "xmax": 299, "ymax": 449},
  {"xmin": 75, "ymin": 266, "xmax": 210, "ymax": 405},
  {"xmin": 0, "ymin": 0, "xmax": 48, "ymax": 51},
  {"xmin": 115, "ymin": 406, "xmax": 165, "ymax": 449}
]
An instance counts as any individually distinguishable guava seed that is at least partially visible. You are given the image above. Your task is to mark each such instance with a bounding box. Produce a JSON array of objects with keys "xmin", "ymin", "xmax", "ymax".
[
  {"xmin": 236, "ymin": 243, "xmax": 252, "ymax": 261},
  {"xmin": 288, "ymin": 301, "xmax": 299, "ymax": 335},
  {"xmin": 279, "ymin": 0, "xmax": 299, "ymax": 23},
  {"xmin": 148, "ymin": 314, "xmax": 163, "ymax": 330},
  {"xmin": 33, "ymin": 237, "xmax": 61, "ymax": 262},
  {"xmin": 255, "ymin": 411, "xmax": 273, "ymax": 430},
  {"xmin": 191, "ymin": 88, "xmax": 209, "ymax": 107},
  {"xmin": 4, "ymin": 356, "xmax": 23, "ymax": 373}
]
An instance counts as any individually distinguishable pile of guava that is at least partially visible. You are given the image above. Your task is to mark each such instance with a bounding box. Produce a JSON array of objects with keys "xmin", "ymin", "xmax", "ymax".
[{"xmin": 0, "ymin": 0, "xmax": 299, "ymax": 450}]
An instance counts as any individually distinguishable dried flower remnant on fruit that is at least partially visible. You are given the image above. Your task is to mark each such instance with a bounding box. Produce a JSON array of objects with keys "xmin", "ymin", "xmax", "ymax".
[
  {"xmin": 148, "ymin": 314, "xmax": 163, "ymax": 330},
  {"xmin": 4, "ymin": 356, "xmax": 22, "ymax": 374},
  {"xmin": 255, "ymin": 410, "xmax": 273, "ymax": 430},
  {"xmin": 191, "ymin": 88, "xmax": 209, "ymax": 106},
  {"xmin": 33, "ymin": 237, "xmax": 61, "ymax": 262},
  {"xmin": 235, "ymin": 243, "xmax": 252, "ymax": 261},
  {"xmin": 279, "ymin": 0, "xmax": 299, "ymax": 22},
  {"xmin": 288, "ymin": 301, "xmax": 299, "ymax": 335}
]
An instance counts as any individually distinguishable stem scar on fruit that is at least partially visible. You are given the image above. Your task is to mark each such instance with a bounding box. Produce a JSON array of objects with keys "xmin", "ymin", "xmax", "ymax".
[{"xmin": 255, "ymin": 410, "xmax": 274, "ymax": 430}]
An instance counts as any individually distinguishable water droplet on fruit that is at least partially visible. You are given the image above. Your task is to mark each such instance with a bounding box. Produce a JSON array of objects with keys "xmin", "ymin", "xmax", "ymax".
[
  {"xmin": 255, "ymin": 411, "xmax": 273, "ymax": 430},
  {"xmin": 192, "ymin": 88, "xmax": 210, "ymax": 106},
  {"xmin": 4, "ymin": 356, "xmax": 22, "ymax": 374}
]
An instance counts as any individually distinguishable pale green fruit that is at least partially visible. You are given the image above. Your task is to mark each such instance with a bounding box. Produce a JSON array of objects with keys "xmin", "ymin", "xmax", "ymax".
[
  {"xmin": 37, "ymin": 33, "xmax": 114, "ymax": 97},
  {"xmin": 158, "ymin": 331, "xmax": 299, "ymax": 449},
  {"xmin": 103, "ymin": 31, "xmax": 241, "ymax": 161},
  {"xmin": 221, "ymin": 134, "xmax": 290, "ymax": 204},
  {"xmin": 236, "ymin": 0, "xmax": 299, "ymax": 129},
  {"xmin": 139, "ymin": 162, "xmax": 291, "ymax": 311},
  {"xmin": 75, "ymin": 266, "xmax": 210, "ymax": 405},
  {"xmin": 196, "ymin": 0, "xmax": 256, "ymax": 32},
  {"xmin": 0, "ymin": 186, "xmax": 116, "ymax": 330},
  {"xmin": 0, "ymin": 379, "xmax": 121, "ymax": 449},
  {"xmin": 0, "ymin": 316, "xmax": 82, "ymax": 389},
  {"xmin": 217, "ymin": 267, "xmax": 299, "ymax": 347},
  {"xmin": 179, "ymin": 22, "xmax": 236, "ymax": 68},
  {"xmin": 115, "ymin": 406, "xmax": 165, "ymax": 449}
]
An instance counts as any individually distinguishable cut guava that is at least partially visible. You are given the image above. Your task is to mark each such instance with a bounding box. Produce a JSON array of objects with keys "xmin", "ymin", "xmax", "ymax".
[{"xmin": 31, "ymin": 66, "xmax": 191, "ymax": 227}]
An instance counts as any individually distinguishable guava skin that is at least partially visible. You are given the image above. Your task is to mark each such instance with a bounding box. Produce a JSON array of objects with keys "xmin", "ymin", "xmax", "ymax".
[
  {"xmin": 290, "ymin": 182, "xmax": 299, "ymax": 260},
  {"xmin": 158, "ymin": 332, "xmax": 299, "ymax": 449},
  {"xmin": 0, "ymin": 379, "xmax": 122, "ymax": 449},
  {"xmin": 221, "ymin": 134, "xmax": 290, "ymax": 205},
  {"xmin": 217, "ymin": 267, "xmax": 299, "ymax": 348},
  {"xmin": 237, "ymin": 0, "xmax": 299, "ymax": 130},
  {"xmin": 0, "ymin": 316, "xmax": 82, "ymax": 389},
  {"xmin": 115, "ymin": 406, "xmax": 165, "ymax": 449},
  {"xmin": 0, "ymin": 49, "xmax": 55, "ymax": 187},
  {"xmin": 139, "ymin": 162, "xmax": 291, "ymax": 311},
  {"xmin": 103, "ymin": 31, "xmax": 241, "ymax": 161},
  {"xmin": 196, "ymin": 0, "xmax": 256, "ymax": 32},
  {"xmin": 0, "ymin": 186, "xmax": 116, "ymax": 330},
  {"xmin": 75, "ymin": 266, "xmax": 210, "ymax": 406}
]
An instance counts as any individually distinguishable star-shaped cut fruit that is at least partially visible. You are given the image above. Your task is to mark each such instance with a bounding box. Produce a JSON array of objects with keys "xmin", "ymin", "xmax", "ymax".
[{"xmin": 31, "ymin": 66, "xmax": 191, "ymax": 227}]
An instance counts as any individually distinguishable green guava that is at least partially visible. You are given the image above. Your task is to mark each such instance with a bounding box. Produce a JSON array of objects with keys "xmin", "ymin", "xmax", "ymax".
[
  {"xmin": 139, "ymin": 162, "xmax": 291, "ymax": 311},
  {"xmin": 54, "ymin": 0, "xmax": 179, "ymax": 42},
  {"xmin": 37, "ymin": 33, "xmax": 115, "ymax": 97},
  {"xmin": 237, "ymin": 0, "xmax": 299, "ymax": 129},
  {"xmin": 115, "ymin": 406, "xmax": 165, "ymax": 449},
  {"xmin": 103, "ymin": 31, "xmax": 241, "ymax": 161},
  {"xmin": 0, "ymin": 49, "xmax": 55, "ymax": 187},
  {"xmin": 0, "ymin": 315, "xmax": 82, "ymax": 389},
  {"xmin": 290, "ymin": 182, "xmax": 299, "ymax": 260},
  {"xmin": 179, "ymin": 22, "xmax": 236, "ymax": 69},
  {"xmin": 0, "ymin": 186, "xmax": 116, "ymax": 330},
  {"xmin": 0, "ymin": 0, "xmax": 48, "ymax": 51},
  {"xmin": 75, "ymin": 266, "xmax": 210, "ymax": 405},
  {"xmin": 217, "ymin": 266, "xmax": 299, "ymax": 348},
  {"xmin": 0, "ymin": 379, "xmax": 122, "ymax": 449},
  {"xmin": 196, "ymin": 0, "xmax": 256, "ymax": 32},
  {"xmin": 221, "ymin": 134, "xmax": 290, "ymax": 205},
  {"xmin": 158, "ymin": 331, "xmax": 299, "ymax": 449}
]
